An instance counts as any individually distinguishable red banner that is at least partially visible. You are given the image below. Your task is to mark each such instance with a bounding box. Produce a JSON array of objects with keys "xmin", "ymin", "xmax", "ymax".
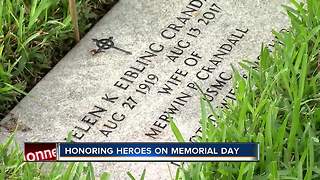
[{"xmin": 24, "ymin": 143, "xmax": 57, "ymax": 161}]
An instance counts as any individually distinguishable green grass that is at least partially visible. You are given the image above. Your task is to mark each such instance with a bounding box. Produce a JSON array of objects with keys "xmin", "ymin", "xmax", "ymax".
[
  {"xmin": 171, "ymin": 0, "xmax": 320, "ymax": 179},
  {"xmin": 0, "ymin": 132, "xmax": 147, "ymax": 179},
  {"xmin": 0, "ymin": 133, "xmax": 113, "ymax": 179},
  {"xmin": 0, "ymin": 0, "xmax": 117, "ymax": 118}
]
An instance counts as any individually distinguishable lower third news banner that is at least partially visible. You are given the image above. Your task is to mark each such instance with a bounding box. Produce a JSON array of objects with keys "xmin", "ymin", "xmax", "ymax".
[{"xmin": 24, "ymin": 143, "xmax": 259, "ymax": 162}]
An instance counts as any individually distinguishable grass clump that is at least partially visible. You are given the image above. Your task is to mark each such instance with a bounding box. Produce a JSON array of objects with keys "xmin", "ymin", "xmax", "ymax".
[
  {"xmin": 172, "ymin": 0, "xmax": 320, "ymax": 179},
  {"xmin": 0, "ymin": 0, "xmax": 117, "ymax": 118},
  {"xmin": 0, "ymin": 133, "xmax": 149, "ymax": 179},
  {"xmin": 0, "ymin": 134, "xmax": 112, "ymax": 180}
]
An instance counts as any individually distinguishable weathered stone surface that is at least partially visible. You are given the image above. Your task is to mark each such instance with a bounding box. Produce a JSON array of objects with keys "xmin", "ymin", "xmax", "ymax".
[{"xmin": 1, "ymin": 0, "xmax": 289, "ymax": 179}]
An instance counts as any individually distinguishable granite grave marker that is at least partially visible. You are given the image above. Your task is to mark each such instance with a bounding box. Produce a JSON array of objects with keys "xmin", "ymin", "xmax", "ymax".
[{"xmin": 1, "ymin": 0, "xmax": 289, "ymax": 179}]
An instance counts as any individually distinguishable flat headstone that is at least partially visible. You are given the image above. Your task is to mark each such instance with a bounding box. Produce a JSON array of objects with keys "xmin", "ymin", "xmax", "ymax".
[{"xmin": 1, "ymin": 0, "xmax": 289, "ymax": 179}]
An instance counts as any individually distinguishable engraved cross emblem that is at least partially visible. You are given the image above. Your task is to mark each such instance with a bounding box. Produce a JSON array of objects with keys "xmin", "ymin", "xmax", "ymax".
[{"xmin": 91, "ymin": 37, "xmax": 132, "ymax": 55}]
